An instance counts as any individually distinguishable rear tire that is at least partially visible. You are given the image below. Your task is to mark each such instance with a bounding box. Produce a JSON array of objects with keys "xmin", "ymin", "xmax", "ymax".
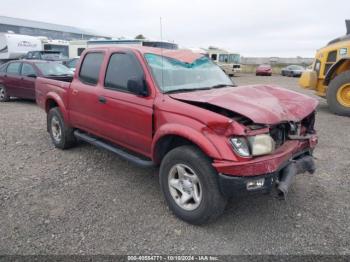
[
  {"xmin": 0, "ymin": 85, "xmax": 10, "ymax": 102},
  {"xmin": 159, "ymin": 145, "xmax": 227, "ymax": 225},
  {"xmin": 48, "ymin": 107, "xmax": 76, "ymax": 149},
  {"xmin": 327, "ymin": 71, "xmax": 350, "ymax": 116}
]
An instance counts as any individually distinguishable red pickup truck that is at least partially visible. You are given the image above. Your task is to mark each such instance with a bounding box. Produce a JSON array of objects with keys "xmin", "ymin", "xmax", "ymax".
[{"xmin": 36, "ymin": 46, "xmax": 318, "ymax": 224}]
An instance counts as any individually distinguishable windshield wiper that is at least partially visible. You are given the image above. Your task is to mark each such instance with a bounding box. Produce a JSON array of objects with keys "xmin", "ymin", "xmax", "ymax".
[
  {"xmin": 163, "ymin": 87, "xmax": 212, "ymax": 94},
  {"xmin": 210, "ymin": 84, "xmax": 236, "ymax": 89}
]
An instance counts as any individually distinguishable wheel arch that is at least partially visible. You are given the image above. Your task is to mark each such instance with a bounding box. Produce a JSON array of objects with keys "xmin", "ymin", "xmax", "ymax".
[
  {"xmin": 324, "ymin": 58, "xmax": 350, "ymax": 85},
  {"xmin": 152, "ymin": 124, "xmax": 222, "ymax": 165},
  {"xmin": 45, "ymin": 93, "xmax": 69, "ymax": 131}
]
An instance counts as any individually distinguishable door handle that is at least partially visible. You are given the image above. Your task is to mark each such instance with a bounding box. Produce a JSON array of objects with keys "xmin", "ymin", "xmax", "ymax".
[
  {"xmin": 72, "ymin": 89, "xmax": 79, "ymax": 95},
  {"xmin": 98, "ymin": 96, "xmax": 107, "ymax": 104}
]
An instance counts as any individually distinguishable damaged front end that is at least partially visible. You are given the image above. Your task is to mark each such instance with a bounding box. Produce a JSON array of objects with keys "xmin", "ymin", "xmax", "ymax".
[
  {"xmin": 214, "ymin": 111, "xmax": 318, "ymax": 199},
  {"xmin": 185, "ymin": 100, "xmax": 318, "ymax": 199},
  {"xmin": 169, "ymin": 88, "xmax": 318, "ymax": 199}
]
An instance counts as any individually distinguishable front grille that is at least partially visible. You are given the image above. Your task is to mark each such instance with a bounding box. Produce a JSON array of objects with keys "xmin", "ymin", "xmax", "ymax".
[
  {"xmin": 270, "ymin": 123, "xmax": 289, "ymax": 147},
  {"xmin": 269, "ymin": 112, "xmax": 316, "ymax": 148}
]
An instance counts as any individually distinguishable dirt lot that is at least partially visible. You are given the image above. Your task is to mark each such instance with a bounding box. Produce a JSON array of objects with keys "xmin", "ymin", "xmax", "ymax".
[{"xmin": 0, "ymin": 74, "xmax": 349, "ymax": 255}]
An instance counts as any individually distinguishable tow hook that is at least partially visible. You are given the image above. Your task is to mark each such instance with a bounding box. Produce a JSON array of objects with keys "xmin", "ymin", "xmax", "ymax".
[{"xmin": 277, "ymin": 155, "xmax": 315, "ymax": 199}]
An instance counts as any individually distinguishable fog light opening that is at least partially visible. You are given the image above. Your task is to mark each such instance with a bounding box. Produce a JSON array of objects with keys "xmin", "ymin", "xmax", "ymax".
[{"xmin": 246, "ymin": 178, "xmax": 265, "ymax": 190}]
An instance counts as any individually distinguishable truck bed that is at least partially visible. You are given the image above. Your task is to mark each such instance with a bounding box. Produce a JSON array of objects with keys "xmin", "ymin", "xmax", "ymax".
[{"xmin": 35, "ymin": 76, "xmax": 72, "ymax": 111}]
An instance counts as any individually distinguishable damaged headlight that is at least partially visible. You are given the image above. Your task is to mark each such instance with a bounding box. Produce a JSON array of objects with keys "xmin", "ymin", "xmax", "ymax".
[
  {"xmin": 230, "ymin": 137, "xmax": 250, "ymax": 157},
  {"xmin": 248, "ymin": 134, "xmax": 275, "ymax": 156},
  {"xmin": 230, "ymin": 134, "xmax": 275, "ymax": 157}
]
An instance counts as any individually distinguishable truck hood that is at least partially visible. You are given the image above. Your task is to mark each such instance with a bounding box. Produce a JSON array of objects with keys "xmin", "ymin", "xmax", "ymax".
[{"xmin": 169, "ymin": 85, "xmax": 318, "ymax": 125}]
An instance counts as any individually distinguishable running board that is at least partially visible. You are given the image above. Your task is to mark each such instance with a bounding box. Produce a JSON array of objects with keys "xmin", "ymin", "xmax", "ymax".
[{"xmin": 74, "ymin": 130, "xmax": 154, "ymax": 167}]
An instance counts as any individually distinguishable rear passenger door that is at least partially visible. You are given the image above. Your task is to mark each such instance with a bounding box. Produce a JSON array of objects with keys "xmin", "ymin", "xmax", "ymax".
[
  {"xmin": 97, "ymin": 51, "xmax": 154, "ymax": 156},
  {"xmin": 4, "ymin": 62, "xmax": 22, "ymax": 97},
  {"xmin": 69, "ymin": 52, "xmax": 105, "ymax": 134},
  {"xmin": 20, "ymin": 63, "xmax": 37, "ymax": 99}
]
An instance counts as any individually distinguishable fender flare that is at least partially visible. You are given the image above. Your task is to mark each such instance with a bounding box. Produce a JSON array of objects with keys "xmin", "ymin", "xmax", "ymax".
[
  {"xmin": 45, "ymin": 92, "xmax": 69, "ymax": 123},
  {"xmin": 324, "ymin": 57, "xmax": 350, "ymax": 85},
  {"xmin": 151, "ymin": 123, "xmax": 222, "ymax": 163}
]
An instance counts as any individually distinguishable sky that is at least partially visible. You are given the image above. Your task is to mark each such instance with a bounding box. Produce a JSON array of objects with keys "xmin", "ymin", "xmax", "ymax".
[{"xmin": 1, "ymin": 0, "xmax": 349, "ymax": 57}]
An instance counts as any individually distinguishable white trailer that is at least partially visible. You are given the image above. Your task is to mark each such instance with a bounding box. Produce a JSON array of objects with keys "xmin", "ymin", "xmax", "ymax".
[
  {"xmin": 68, "ymin": 40, "xmax": 87, "ymax": 58},
  {"xmin": 0, "ymin": 33, "xmax": 42, "ymax": 62}
]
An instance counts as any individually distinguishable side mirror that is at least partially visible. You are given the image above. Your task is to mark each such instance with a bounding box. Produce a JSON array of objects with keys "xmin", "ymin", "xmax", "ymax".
[
  {"xmin": 27, "ymin": 74, "xmax": 37, "ymax": 78},
  {"xmin": 127, "ymin": 77, "xmax": 148, "ymax": 96}
]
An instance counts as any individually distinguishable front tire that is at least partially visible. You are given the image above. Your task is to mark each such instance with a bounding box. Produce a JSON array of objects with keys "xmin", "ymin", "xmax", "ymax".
[
  {"xmin": 0, "ymin": 85, "xmax": 10, "ymax": 102},
  {"xmin": 159, "ymin": 145, "xmax": 227, "ymax": 225},
  {"xmin": 327, "ymin": 71, "xmax": 350, "ymax": 116},
  {"xmin": 48, "ymin": 107, "xmax": 76, "ymax": 149}
]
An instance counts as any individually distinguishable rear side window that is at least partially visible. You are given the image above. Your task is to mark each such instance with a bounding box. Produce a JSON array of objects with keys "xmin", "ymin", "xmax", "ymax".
[
  {"xmin": 104, "ymin": 52, "xmax": 144, "ymax": 92},
  {"xmin": 6, "ymin": 62, "xmax": 21, "ymax": 75},
  {"xmin": 77, "ymin": 48, "xmax": 85, "ymax": 56},
  {"xmin": 79, "ymin": 52, "xmax": 104, "ymax": 85}
]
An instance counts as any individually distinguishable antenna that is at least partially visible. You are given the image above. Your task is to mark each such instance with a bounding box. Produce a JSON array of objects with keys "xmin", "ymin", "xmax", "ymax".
[{"xmin": 160, "ymin": 17, "xmax": 164, "ymax": 90}]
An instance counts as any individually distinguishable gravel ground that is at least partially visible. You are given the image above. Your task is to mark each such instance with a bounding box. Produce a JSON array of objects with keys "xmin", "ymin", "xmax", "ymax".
[{"xmin": 0, "ymin": 74, "xmax": 349, "ymax": 255}]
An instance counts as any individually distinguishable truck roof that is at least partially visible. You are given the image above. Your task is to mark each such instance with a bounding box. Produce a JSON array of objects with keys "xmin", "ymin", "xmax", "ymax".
[{"xmin": 87, "ymin": 46, "xmax": 204, "ymax": 63}]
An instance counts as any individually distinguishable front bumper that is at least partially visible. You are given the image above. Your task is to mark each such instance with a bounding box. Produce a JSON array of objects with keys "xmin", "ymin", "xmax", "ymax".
[
  {"xmin": 213, "ymin": 138, "xmax": 317, "ymax": 177},
  {"xmin": 217, "ymin": 151, "xmax": 315, "ymax": 197},
  {"xmin": 213, "ymin": 136, "xmax": 318, "ymax": 197}
]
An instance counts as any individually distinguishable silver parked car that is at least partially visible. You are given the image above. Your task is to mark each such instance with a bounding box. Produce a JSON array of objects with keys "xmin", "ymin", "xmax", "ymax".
[{"xmin": 281, "ymin": 65, "xmax": 305, "ymax": 77}]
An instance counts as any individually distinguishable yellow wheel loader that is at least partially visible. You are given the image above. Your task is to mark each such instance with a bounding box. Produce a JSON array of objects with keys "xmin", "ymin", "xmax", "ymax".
[{"xmin": 299, "ymin": 20, "xmax": 350, "ymax": 116}]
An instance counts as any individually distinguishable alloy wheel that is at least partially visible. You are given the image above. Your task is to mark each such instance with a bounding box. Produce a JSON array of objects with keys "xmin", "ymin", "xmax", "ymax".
[
  {"xmin": 51, "ymin": 116, "xmax": 62, "ymax": 143},
  {"xmin": 168, "ymin": 164, "xmax": 202, "ymax": 211}
]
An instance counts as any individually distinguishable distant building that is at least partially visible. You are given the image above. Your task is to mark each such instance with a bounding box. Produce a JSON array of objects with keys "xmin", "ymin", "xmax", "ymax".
[
  {"xmin": 0, "ymin": 15, "xmax": 109, "ymax": 40},
  {"xmin": 241, "ymin": 56, "xmax": 314, "ymax": 66}
]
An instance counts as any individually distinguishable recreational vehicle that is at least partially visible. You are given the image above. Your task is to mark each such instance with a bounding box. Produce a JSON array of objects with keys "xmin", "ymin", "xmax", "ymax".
[
  {"xmin": 207, "ymin": 47, "xmax": 241, "ymax": 76},
  {"xmin": 0, "ymin": 33, "xmax": 42, "ymax": 63}
]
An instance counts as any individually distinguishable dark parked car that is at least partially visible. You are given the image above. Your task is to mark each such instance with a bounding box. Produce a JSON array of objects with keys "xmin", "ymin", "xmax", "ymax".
[
  {"xmin": 62, "ymin": 58, "xmax": 79, "ymax": 72},
  {"xmin": 0, "ymin": 60, "xmax": 73, "ymax": 102},
  {"xmin": 281, "ymin": 65, "xmax": 305, "ymax": 77},
  {"xmin": 256, "ymin": 64, "xmax": 272, "ymax": 76},
  {"xmin": 24, "ymin": 51, "xmax": 67, "ymax": 61}
]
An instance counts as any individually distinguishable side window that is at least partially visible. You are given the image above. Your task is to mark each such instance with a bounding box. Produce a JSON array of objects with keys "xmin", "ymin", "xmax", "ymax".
[
  {"xmin": 77, "ymin": 48, "xmax": 85, "ymax": 56},
  {"xmin": 79, "ymin": 52, "xmax": 104, "ymax": 85},
  {"xmin": 6, "ymin": 62, "xmax": 21, "ymax": 75},
  {"xmin": 211, "ymin": 54, "xmax": 217, "ymax": 61},
  {"xmin": 33, "ymin": 52, "xmax": 41, "ymax": 59},
  {"xmin": 26, "ymin": 52, "xmax": 33, "ymax": 59},
  {"xmin": 314, "ymin": 59, "xmax": 321, "ymax": 77},
  {"xmin": 104, "ymin": 52, "xmax": 144, "ymax": 92},
  {"xmin": 21, "ymin": 63, "xmax": 36, "ymax": 77},
  {"xmin": 327, "ymin": 51, "xmax": 337, "ymax": 63},
  {"xmin": 0, "ymin": 64, "xmax": 6, "ymax": 72}
]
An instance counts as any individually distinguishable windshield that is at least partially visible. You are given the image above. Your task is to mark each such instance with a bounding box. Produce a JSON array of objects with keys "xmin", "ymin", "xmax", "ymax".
[
  {"xmin": 67, "ymin": 59, "xmax": 78, "ymax": 68},
  {"xmin": 290, "ymin": 65, "xmax": 304, "ymax": 70},
  {"xmin": 35, "ymin": 62, "xmax": 73, "ymax": 76},
  {"xmin": 41, "ymin": 53, "xmax": 64, "ymax": 60},
  {"xmin": 44, "ymin": 44, "xmax": 69, "ymax": 58},
  {"xmin": 145, "ymin": 54, "xmax": 234, "ymax": 93}
]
